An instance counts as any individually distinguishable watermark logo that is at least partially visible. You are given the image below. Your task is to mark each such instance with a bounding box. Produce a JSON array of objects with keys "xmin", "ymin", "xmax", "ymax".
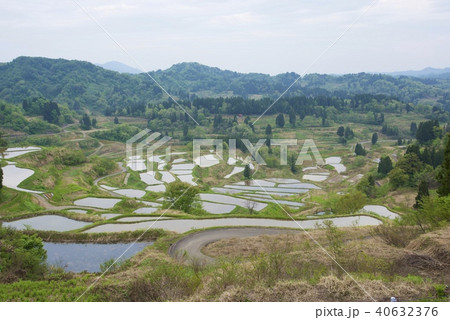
[
  {"xmin": 193, "ymin": 138, "xmax": 324, "ymax": 167},
  {"xmin": 127, "ymin": 129, "xmax": 324, "ymax": 173},
  {"xmin": 126, "ymin": 129, "xmax": 171, "ymax": 174}
]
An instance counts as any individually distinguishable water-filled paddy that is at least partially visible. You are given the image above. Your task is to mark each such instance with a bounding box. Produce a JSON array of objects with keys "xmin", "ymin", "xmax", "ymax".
[
  {"xmin": 44, "ymin": 242, "xmax": 153, "ymax": 272},
  {"xmin": 3, "ymin": 215, "xmax": 90, "ymax": 232},
  {"xmin": 84, "ymin": 216, "xmax": 382, "ymax": 233}
]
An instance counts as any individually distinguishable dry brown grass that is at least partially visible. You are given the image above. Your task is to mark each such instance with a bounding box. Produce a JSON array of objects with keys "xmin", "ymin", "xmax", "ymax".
[
  {"xmin": 407, "ymin": 226, "xmax": 450, "ymax": 264},
  {"xmin": 386, "ymin": 190, "xmax": 417, "ymax": 208},
  {"xmin": 202, "ymin": 227, "xmax": 367, "ymax": 259}
]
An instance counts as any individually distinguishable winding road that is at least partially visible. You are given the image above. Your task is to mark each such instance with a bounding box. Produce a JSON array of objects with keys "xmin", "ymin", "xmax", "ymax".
[{"xmin": 169, "ymin": 227, "xmax": 301, "ymax": 264}]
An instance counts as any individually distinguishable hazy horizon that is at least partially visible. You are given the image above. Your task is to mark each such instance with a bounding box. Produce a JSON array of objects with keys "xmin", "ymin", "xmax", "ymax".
[{"xmin": 1, "ymin": 0, "xmax": 449, "ymax": 75}]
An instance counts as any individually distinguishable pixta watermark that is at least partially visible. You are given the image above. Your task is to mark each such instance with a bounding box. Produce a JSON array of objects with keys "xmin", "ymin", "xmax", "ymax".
[{"xmin": 127, "ymin": 129, "xmax": 324, "ymax": 173}]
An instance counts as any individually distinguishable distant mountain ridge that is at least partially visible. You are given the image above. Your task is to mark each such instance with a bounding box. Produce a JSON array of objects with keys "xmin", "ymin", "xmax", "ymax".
[
  {"xmin": 386, "ymin": 67, "xmax": 450, "ymax": 78},
  {"xmin": 97, "ymin": 61, "xmax": 141, "ymax": 74},
  {"xmin": 0, "ymin": 56, "xmax": 449, "ymax": 112}
]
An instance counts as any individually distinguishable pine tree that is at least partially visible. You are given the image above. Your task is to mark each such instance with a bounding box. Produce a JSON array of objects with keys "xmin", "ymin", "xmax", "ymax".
[
  {"xmin": 378, "ymin": 156, "xmax": 393, "ymax": 175},
  {"xmin": 414, "ymin": 180, "xmax": 429, "ymax": 209},
  {"xmin": 265, "ymin": 124, "xmax": 272, "ymax": 136},
  {"xmin": 92, "ymin": 118, "xmax": 97, "ymax": 128},
  {"xmin": 183, "ymin": 124, "xmax": 189, "ymax": 140},
  {"xmin": 114, "ymin": 116, "xmax": 119, "ymax": 124},
  {"xmin": 437, "ymin": 134, "xmax": 450, "ymax": 196},
  {"xmin": 355, "ymin": 143, "xmax": 366, "ymax": 156},
  {"xmin": 337, "ymin": 126, "xmax": 345, "ymax": 137},
  {"xmin": 80, "ymin": 113, "xmax": 92, "ymax": 130},
  {"xmin": 344, "ymin": 126, "xmax": 354, "ymax": 139},
  {"xmin": 371, "ymin": 132, "xmax": 378, "ymax": 145},
  {"xmin": 275, "ymin": 113, "xmax": 285, "ymax": 128},
  {"xmin": 0, "ymin": 164, "xmax": 3, "ymax": 190},
  {"xmin": 410, "ymin": 122, "xmax": 417, "ymax": 136},
  {"xmin": 288, "ymin": 154, "xmax": 297, "ymax": 173},
  {"xmin": 243, "ymin": 164, "xmax": 251, "ymax": 180},
  {"xmin": 289, "ymin": 109, "xmax": 296, "ymax": 127}
]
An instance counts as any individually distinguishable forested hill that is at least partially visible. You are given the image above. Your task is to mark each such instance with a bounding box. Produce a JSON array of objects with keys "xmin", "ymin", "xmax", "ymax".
[{"xmin": 0, "ymin": 56, "xmax": 449, "ymax": 112}]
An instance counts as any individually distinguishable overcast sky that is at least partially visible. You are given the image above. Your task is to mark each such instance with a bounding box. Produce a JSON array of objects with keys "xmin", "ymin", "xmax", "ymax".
[{"xmin": 0, "ymin": 0, "xmax": 449, "ymax": 75}]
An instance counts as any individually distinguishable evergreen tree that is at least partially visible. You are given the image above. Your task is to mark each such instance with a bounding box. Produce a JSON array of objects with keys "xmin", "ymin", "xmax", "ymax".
[
  {"xmin": 275, "ymin": 113, "xmax": 285, "ymax": 128},
  {"xmin": 371, "ymin": 132, "xmax": 378, "ymax": 145},
  {"xmin": 92, "ymin": 118, "xmax": 97, "ymax": 128},
  {"xmin": 0, "ymin": 164, "xmax": 3, "ymax": 191},
  {"xmin": 42, "ymin": 101, "xmax": 61, "ymax": 125},
  {"xmin": 289, "ymin": 109, "xmax": 296, "ymax": 127},
  {"xmin": 344, "ymin": 126, "xmax": 354, "ymax": 139},
  {"xmin": 420, "ymin": 147, "xmax": 432, "ymax": 165},
  {"xmin": 288, "ymin": 154, "xmax": 297, "ymax": 173},
  {"xmin": 80, "ymin": 113, "xmax": 92, "ymax": 130},
  {"xmin": 265, "ymin": 124, "xmax": 272, "ymax": 136},
  {"xmin": 114, "ymin": 116, "xmax": 119, "ymax": 124},
  {"xmin": 437, "ymin": 134, "xmax": 450, "ymax": 196},
  {"xmin": 416, "ymin": 120, "xmax": 439, "ymax": 144},
  {"xmin": 243, "ymin": 164, "xmax": 251, "ymax": 180},
  {"xmin": 337, "ymin": 126, "xmax": 345, "ymax": 137},
  {"xmin": 414, "ymin": 180, "xmax": 429, "ymax": 209},
  {"xmin": 183, "ymin": 124, "xmax": 189, "ymax": 140},
  {"xmin": 410, "ymin": 122, "xmax": 417, "ymax": 136},
  {"xmin": 377, "ymin": 156, "xmax": 393, "ymax": 175},
  {"xmin": 355, "ymin": 143, "xmax": 366, "ymax": 156}
]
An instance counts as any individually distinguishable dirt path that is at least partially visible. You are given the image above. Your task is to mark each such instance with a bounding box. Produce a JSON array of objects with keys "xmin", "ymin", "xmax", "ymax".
[{"xmin": 169, "ymin": 227, "xmax": 301, "ymax": 264}]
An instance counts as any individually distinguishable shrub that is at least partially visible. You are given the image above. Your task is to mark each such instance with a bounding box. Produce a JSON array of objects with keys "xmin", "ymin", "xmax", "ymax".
[
  {"xmin": 0, "ymin": 227, "xmax": 47, "ymax": 283},
  {"xmin": 92, "ymin": 157, "xmax": 116, "ymax": 177},
  {"xmin": 163, "ymin": 181, "xmax": 199, "ymax": 213},
  {"xmin": 372, "ymin": 224, "xmax": 420, "ymax": 247},
  {"xmin": 61, "ymin": 150, "xmax": 86, "ymax": 166},
  {"xmin": 332, "ymin": 191, "xmax": 366, "ymax": 215}
]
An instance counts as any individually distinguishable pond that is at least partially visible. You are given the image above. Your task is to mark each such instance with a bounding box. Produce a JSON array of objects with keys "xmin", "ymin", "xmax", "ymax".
[
  {"xmin": 84, "ymin": 216, "xmax": 382, "ymax": 234},
  {"xmin": 117, "ymin": 217, "xmax": 163, "ymax": 222},
  {"xmin": 140, "ymin": 172, "xmax": 163, "ymax": 185},
  {"xmin": 44, "ymin": 242, "xmax": 153, "ymax": 273},
  {"xmin": 241, "ymin": 196, "xmax": 304, "ymax": 208},
  {"xmin": 170, "ymin": 170, "xmax": 193, "ymax": 175},
  {"xmin": 177, "ymin": 174, "xmax": 197, "ymax": 186},
  {"xmin": 199, "ymin": 193, "xmax": 267, "ymax": 211},
  {"xmin": 194, "ymin": 154, "xmax": 220, "ymax": 168},
  {"xmin": 146, "ymin": 184, "xmax": 166, "ymax": 192},
  {"xmin": 3, "ymin": 215, "xmax": 90, "ymax": 232},
  {"xmin": 171, "ymin": 163, "xmax": 195, "ymax": 170},
  {"xmin": 234, "ymin": 179, "xmax": 276, "ymax": 187},
  {"xmin": 134, "ymin": 207, "xmax": 158, "ymax": 214},
  {"xmin": 277, "ymin": 183, "xmax": 320, "ymax": 189},
  {"xmin": 74, "ymin": 197, "xmax": 121, "ymax": 209},
  {"xmin": 201, "ymin": 201, "xmax": 236, "ymax": 214},
  {"xmin": 211, "ymin": 187, "xmax": 244, "ymax": 194},
  {"xmin": 302, "ymin": 174, "xmax": 328, "ymax": 182},
  {"xmin": 325, "ymin": 156, "xmax": 346, "ymax": 173},
  {"xmin": 224, "ymin": 167, "xmax": 244, "ymax": 178},
  {"xmin": 113, "ymin": 189, "xmax": 146, "ymax": 198},
  {"xmin": 2, "ymin": 164, "xmax": 43, "ymax": 193},
  {"xmin": 0, "ymin": 147, "xmax": 41, "ymax": 159},
  {"xmin": 67, "ymin": 209, "xmax": 87, "ymax": 214},
  {"xmin": 160, "ymin": 171, "xmax": 176, "ymax": 183},
  {"xmin": 361, "ymin": 205, "xmax": 400, "ymax": 219},
  {"xmin": 266, "ymin": 178, "xmax": 301, "ymax": 184},
  {"xmin": 223, "ymin": 185, "xmax": 309, "ymax": 194},
  {"xmin": 101, "ymin": 213, "xmax": 122, "ymax": 219}
]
